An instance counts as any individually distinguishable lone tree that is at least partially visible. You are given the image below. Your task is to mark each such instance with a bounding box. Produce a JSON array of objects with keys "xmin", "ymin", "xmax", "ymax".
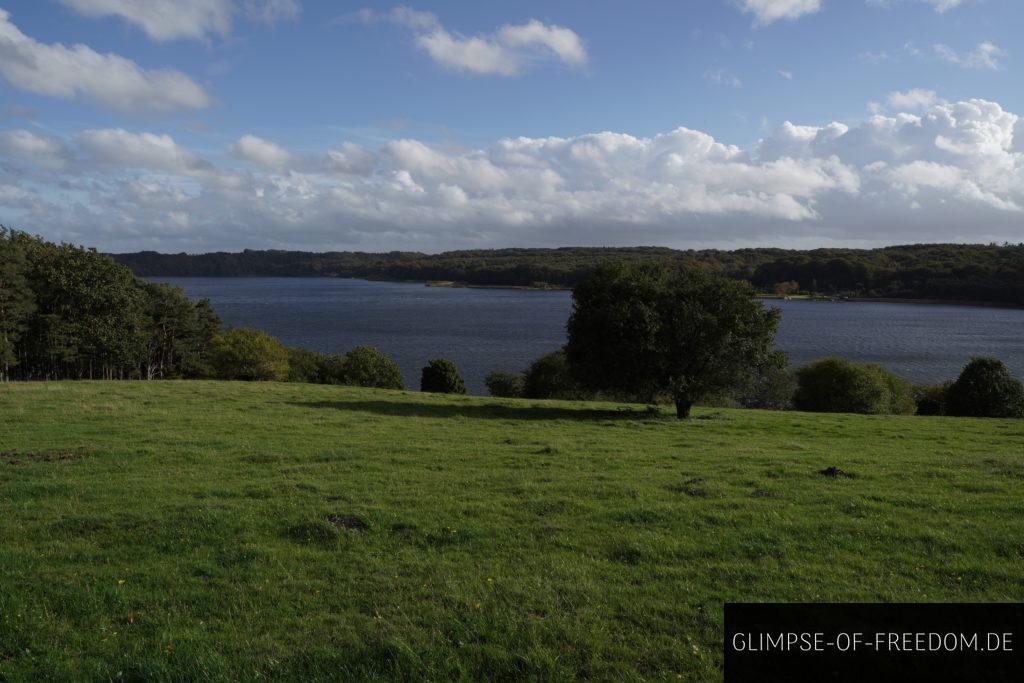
[
  {"xmin": 420, "ymin": 358, "xmax": 466, "ymax": 394},
  {"xmin": 566, "ymin": 263, "xmax": 780, "ymax": 419}
]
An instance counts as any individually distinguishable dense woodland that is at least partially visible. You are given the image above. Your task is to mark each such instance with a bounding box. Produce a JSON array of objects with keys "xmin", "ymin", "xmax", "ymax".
[
  {"xmin": 112, "ymin": 243, "xmax": 1024, "ymax": 305},
  {"xmin": 1, "ymin": 229, "xmax": 220, "ymax": 381}
]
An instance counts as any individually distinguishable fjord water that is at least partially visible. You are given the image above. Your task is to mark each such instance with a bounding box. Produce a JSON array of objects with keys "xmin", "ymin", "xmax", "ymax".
[{"xmin": 157, "ymin": 277, "xmax": 1024, "ymax": 395}]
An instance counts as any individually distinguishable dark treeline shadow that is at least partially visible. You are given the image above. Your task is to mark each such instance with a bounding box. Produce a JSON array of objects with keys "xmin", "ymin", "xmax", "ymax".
[{"xmin": 285, "ymin": 399, "xmax": 651, "ymax": 422}]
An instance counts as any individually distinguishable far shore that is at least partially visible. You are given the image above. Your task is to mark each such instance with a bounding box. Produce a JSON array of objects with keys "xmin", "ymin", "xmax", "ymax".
[
  {"xmin": 424, "ymin": 280, "xmax": 1024, "ymax": 308},
  {"xmin": 145, "ymin": 274, "xmax": 1024, "ymax": 309}
]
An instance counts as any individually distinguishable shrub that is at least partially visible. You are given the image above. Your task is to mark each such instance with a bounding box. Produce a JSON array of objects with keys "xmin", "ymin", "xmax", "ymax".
[
  {"xmin": 945, "ymin": 358, "xmax": 1024, "ymax": 418},
  {"xmin": 420, "ymin": 358, "xmax": 466, "ymax": 394},
  {"xmin": 884, "ymin": 373, "xmax": 917, "ymax": 416},
  {"xmin": 793, "ymin": 357, "xmax": 914, "ymax": 415},
  {"xmin": 317, "ymin": 353, "xmax": 348, "ymax": 385},
  {"xmin": 523, "ymin": 350, "xmax": 585, "ymax": 400},
  {"xmin": 209, "ymin": 328, "xmax": 289, "ymax": 381},
  {"xmin": 913, "ymin": 383, "xmax": 951, "ymax": 416},
  {"xmin": 485, "ymin": 370, "xmax": 524, "ymax": 398},
  {"xmin": 339, "ymin": 346, "xmax": 405, "ymax": 389},
  {"xmin": 287, "ymin": 347, "xmax": 324, "ymax": 383},
  {"xmin": 730, "ymin": 352, "xmax": 796, "ymax": 410}
]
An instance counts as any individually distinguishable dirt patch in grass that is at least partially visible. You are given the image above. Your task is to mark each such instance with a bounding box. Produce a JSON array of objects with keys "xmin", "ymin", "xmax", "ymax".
[
  {"xmin": 2, "ymin": 450, "xmax": 88, "ymax": 465},
  {"xmin": 327, "ymin": 514, "xmax": 369, "ymax": 532},
  {"xmin": 819, "ymin": 466, "xmax": 854, "ymax": 478}
]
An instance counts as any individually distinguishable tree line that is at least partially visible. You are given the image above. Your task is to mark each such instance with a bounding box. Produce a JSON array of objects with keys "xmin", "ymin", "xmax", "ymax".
[
  {"xmin": 1, "ymin": 229, "xmax": 221, "ymax": 381},
  {"xmin": 4, "ymin": 230, "xmax": 1022, "ymax": 419},
  {"xmin": 111, "ymin": 243, "xmax": 1024, "ymax": 306},
  {"xmin": 481, "ymin": 263, "xmax": 1024, "ymax": 420}
]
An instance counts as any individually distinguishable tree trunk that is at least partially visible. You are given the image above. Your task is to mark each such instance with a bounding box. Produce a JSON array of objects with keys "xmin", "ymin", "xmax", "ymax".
[{"xmin": 674, "ymin": 397, "xmax": 693, "ymax": 419}]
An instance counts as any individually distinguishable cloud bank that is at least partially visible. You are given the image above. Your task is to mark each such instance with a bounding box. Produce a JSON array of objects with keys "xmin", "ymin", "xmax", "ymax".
[{"xmin": 0, "ymin": 97, "xmax": 1021, "ymax": 252}]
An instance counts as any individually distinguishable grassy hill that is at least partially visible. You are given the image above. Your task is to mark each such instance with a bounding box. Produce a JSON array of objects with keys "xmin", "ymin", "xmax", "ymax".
[{"xmin": 2, "ymin": 381, "xmax": 1023, "ymax": 680}]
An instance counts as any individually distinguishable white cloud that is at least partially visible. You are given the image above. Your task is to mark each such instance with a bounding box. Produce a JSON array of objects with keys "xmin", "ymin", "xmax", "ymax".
[
  {"xmin": 3, "ymin": 96, "xmax": 1022, "ymax": 252},
  {"xmin": 496, "ymin": 19, "xmax": 587, "ymax": 66},
  {"xmin": 241, "ymin": 0, "xmax": 301, "ymax": 26},
  {"xmin": 933, "ymin": 41, "xmax": 1006, "ymax": 70},
  {"xmin": 859, "ymin": 51, "xmax": 890, "ymax": 65},
  {"xmin": 56, "ymin": 0, "xmax": 300, "ymax": 41},
  {"xmin": 229, "ymin": 134, "xmax": 294, "ymax": 170},
  {"xmin": 356, "ymin": 7, "xmax": 587, "ymax": 76},
  {"xmin": 778, "ymin": 70, "xmax": 794, "ymax": 80},
  {"xmin": 887, "ymin": 89, "xmax": 940, "ymax": 109},
  {"xmin": 867, "ymin": 0, "xmax": 969, "ymax": 12},
  {"xmin": 76, "ymin": 129, "xmax": 211, "ymax": 174},
  {"xmin": 57, "ymin": 0, "xmax": 231, "ymax": 41},
  {"xmin": 0, "ymin": 9, "xmax": 210, "ymax": 112},
  {"xmin": 0, "ymin": 129, "xmax": 71, "ymax": 171},
  {"xmin": 704, "ymin": 68, "xmax": 743, "ymax": 87},
  {"xmin": 738, "ymin": 0, "xmax": 823, "ymax": 25},
  {"xmin": 415, "ymin": 31, "xmax": 516, "ymax": 76},
  {"xmin": 743, "ymin": 0, "xmax": 974, "ymax": 24}
]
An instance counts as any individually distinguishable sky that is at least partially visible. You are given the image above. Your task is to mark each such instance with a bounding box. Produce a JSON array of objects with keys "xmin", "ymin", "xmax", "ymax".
[{"xmin": 0, "ymin": 0, "xmax": 1022, "ymax": 253}]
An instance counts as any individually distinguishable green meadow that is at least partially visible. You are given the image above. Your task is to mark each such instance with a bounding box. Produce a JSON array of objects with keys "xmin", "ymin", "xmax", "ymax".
[{"xmin": 1, "ymin": 381, "xmax": 1023, "ymax": 680}]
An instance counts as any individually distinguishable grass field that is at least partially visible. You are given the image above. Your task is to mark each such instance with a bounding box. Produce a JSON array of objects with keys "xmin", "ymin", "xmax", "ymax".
[{"xmin": 2, "ymin": 381, "xmax": 1023, "ymax": 680}]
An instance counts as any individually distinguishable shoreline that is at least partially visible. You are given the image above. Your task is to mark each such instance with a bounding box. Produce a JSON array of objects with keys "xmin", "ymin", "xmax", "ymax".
[{"xmin": 146, "ymin": 275, "xmax": 1024, "ymax": 309}]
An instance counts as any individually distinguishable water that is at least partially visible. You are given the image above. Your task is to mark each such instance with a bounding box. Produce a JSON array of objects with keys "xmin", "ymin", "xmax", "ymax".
[{"xmin": 155, "ymin": 277, "xmax": 1024, "ymax": 394}]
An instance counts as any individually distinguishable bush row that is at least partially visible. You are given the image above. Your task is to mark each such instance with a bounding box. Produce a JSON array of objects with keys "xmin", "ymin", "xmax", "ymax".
[
  {"xmin": 209, "ymin": 328, "xmax": 472, "ymax": 394},
  {"xmin": 485, "ymin": 352, "xmax": 1024, "ymax": 419}
]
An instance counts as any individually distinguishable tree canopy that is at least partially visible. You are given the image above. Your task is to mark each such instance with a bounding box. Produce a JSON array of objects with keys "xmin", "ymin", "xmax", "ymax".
[
  {"xmin": 1, "ymin": 229, "xmax": 219, "ymax": 381},
  {"xmin": 566, "ymin": 263, "xmax": 781, "ymax": 418},
  {"xmin": 945, "ymin": 358, "xmax": 1024, "ymax": 418}
]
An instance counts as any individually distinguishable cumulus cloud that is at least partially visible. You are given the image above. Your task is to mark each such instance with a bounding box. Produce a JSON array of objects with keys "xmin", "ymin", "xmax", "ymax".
[
  {"xmin": 887, "ymin": 89, "xmax": 940, "ymax": 109},
  {"xmin": 738, "ymin": 0, "xmax": 824, "ymax": 25},
  {"xmin": 229, "ymin": 134, "xmax": 295, "ymax": 169},
  {"xmin": 0, "ymin": 129, "xmax": 71, "ymax": 171},
  {"xmin": 495, "ymin": 20, "xmax": 588, "ymax": 66},
  {"xmin": 355, "ymin": 7, "xmax": 587, "ymax": 76},
  {"xmin": 2, "ymin": 97, "xmax": 1022, "ymax": 252},
  {"xmin": 0, "ymin": 9, "xmax": 210, "ymax": 112},
  {"xmin": 56, "ymin": 0, "xmax": 300, "ymax": 41}
]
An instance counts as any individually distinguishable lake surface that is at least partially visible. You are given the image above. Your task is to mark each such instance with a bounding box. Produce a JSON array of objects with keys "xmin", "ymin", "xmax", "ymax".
[{"xmin": 156, "ymin": 277, "xmax": 1024, "ymax": 395}]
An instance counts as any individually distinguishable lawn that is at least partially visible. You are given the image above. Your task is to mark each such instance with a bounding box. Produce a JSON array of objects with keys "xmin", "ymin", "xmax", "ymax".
[{"xmin": 1, "ymin": 381, "xmax": 1023, "ymax": 680}]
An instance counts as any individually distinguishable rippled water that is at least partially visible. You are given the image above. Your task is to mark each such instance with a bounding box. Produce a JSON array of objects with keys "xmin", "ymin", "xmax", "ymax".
[{"xmin": 156, "ymin": 277, "xmax": 1024, "ymax": 394}]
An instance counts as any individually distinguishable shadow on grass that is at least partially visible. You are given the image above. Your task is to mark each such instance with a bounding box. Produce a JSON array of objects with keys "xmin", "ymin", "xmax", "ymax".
[{"xmin": 286, "ymin": 399, "xmax": 652, "ymax": 422}]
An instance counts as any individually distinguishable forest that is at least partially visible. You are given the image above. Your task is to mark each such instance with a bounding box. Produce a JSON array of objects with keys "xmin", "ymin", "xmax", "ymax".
[
  {"xmin": 1, "ymin": 229, "xmax": 220, "ymax": 381},
  {"xmin": 112, "ymin": 243, "xmax": 1024, "ymax": 305}
]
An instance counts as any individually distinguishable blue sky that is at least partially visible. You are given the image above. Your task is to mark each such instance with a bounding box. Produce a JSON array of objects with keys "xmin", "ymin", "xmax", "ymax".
[{"xmin": 1, "ymin": 0, "xmax": 1022, "ymax": 252}]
